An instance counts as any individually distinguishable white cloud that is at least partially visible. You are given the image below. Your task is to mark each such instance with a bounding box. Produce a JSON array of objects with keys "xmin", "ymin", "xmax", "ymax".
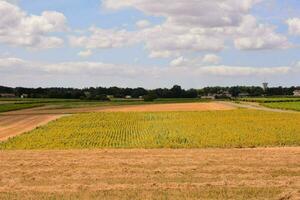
[
  {"xmin": 103, "ymin": 0, "xmax": 261, "ymax": 27},
  {"xmin": 136, "ymin": 20, "xmax": 151, "ymax": 29},
  {"xmin": 170, "ymin": 56, "xmax": 186, "ymax": 67},
  {"xmin": 1, "ymin": 57, "xmax": 299, "ymax": 88},
  {"xmin": 286, "ymin": 18, "xmax": 300, "ymax": 36},
  {"xmin": 71, "ymin": 0, "xmax": 289, "ymax": 59},
  {"xmin": 202, "ymin": 54, "xmax": 220, "ymax": 64},
  {"xmin": 0, "ymin": 57, "xmax": 143, "ymax": 78},
  {"xmin": 141, "ymin": 22, "xmax": 225, "ymax": 57},
  {"xmin": 0, "ymin": 1, "xmax": 67, "ymax": 49},
  {"xmin": 69, "ymin": 26, "xmax": 138, "ymax": 49},
  {"xmin": 149, "ymin": 50, "xmax": 174, "ymax": 58},
  {"xmin": 78, "ymin": 49, "xmax": 93, "ymax": 57},
  {"xmin": 197, "ymin": 65, "xmax": 291, "ymax": 76},
  {"xmin": 234, "ymin": 15, "xmax": 290, "ymax": 50},
  {"xmin": 170, "ymin": 54, "xmax": 220, "ymax": 67},
  {"xmin": 0, "ymin": 57, "xmax": 294, "ymax": 77}
]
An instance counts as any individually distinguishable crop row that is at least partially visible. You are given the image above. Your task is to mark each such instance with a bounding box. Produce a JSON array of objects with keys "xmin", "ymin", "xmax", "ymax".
[{"xmin": 1, "ymin": 110, "xmax": 300, "ymax": 149}]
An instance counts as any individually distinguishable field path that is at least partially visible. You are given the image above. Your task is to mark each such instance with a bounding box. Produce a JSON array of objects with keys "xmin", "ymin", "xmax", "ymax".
[
  {"xmin": 220, "ymin": 101, "xmax": 299, "ymax": 113},
  {"xmin": 0, "ymin": 148, "xmax": 299, "ymax": 199}
]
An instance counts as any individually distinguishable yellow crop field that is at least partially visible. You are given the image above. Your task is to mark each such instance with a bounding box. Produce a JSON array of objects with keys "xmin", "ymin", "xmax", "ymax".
[{"xmin": 1, "ymin": 110, "xmax": 300, "ymax": 149}]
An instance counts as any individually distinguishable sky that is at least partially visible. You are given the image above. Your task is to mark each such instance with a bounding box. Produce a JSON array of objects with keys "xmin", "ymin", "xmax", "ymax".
[{"xmin": 0, "ymin": 0, "xmax": 300, "ymax": 89}]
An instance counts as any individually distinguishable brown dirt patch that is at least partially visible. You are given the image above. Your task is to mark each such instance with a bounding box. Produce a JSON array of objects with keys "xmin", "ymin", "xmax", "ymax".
[
  {"xmin": 102, "ymin": 102, "xmax": 235, "ymax": 112},
  {"xmin": 0, "ymin": 148, "xmax": 299, "ymax": 199},
  {"xmin": 0, "ymin": 114, "xmax": 63, "ymax": 141}
]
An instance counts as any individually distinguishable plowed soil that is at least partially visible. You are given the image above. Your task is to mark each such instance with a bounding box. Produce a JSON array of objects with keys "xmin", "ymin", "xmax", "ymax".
[
  {"xmin": 103, "ymin": 102, "xmax": 235, "ymax": 112},
  {"xmin": 0, "ymin": 115, "xmax": 63, "ymax": 141},
  {"xmin": 0, "ymin": 148, "xmax": 299, "ymax": 199}
]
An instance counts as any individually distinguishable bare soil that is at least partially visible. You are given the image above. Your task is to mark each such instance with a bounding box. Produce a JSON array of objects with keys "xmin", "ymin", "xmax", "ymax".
[
  {"xmin": 0, "ymin": 148, "xmax": 299, "ymax": 199},
  {"xmin": 4, "ymin": 102, "xmax": 236, "ymax": 115},
  {"xmin": 102, "ymin": 102, "xmax": 235, "ymax": 112},
  {"xmin": 0, "ymin": 114, "xmax": 63, "ymax": 141}
]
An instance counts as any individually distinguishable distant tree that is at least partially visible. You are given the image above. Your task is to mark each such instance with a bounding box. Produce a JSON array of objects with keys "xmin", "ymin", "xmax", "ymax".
[
  {"xmin": 143, "ymin": 91, "xmax": 158, "ymax": 102},
  {"xmin": 182, "ymin": 89, "xmax": 198, "ymax": 98},
  {"xmin": 171, "ymin": 85, "xmax": 183, "ymax": 98}
]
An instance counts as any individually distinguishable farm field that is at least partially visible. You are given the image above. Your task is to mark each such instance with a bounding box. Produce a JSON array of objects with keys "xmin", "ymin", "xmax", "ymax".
[
  {"xmin": 0, "ymin": 97, "xmax": 208, "ymax": 113},
  {"xmin": 0, "ymin": 102, "xmax": 233, "ymax": 141},
  {"xmin": 1, "ymin": 109, "xmax": 300, "ymax": 150},
  {"xmin": 0, "ymin": 148, "xmax": 299, "ymax": 199},
  {"xmin": 263, "ymin": 102, "xmax": 300, "ymax": 112},
  {"xmin": 237, "ymin": 97, "xmax": 300, "ymax": 103},
  {"xmin": 0, "ymin": 103, "xmax": 43, "ymax": 113},
  {"xmin": 1, "ymin": 101, "xmax": 300, "ymax": 200}
]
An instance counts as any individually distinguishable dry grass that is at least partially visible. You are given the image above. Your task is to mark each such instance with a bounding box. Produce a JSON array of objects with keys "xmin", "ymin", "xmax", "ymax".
[{"xmin": 0, "ymin": 148, "xmax": 299, "ymax": 199}]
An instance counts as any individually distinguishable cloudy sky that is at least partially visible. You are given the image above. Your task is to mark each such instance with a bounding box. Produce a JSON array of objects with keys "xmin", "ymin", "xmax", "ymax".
[{"xmin": 0, "ymin": 0, "xmax": 300, "ymax": 88}]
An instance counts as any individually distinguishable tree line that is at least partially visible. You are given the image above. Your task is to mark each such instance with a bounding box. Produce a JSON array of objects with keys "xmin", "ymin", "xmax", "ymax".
[{"xmin": 0, "ymin": 85, "xmax": 298, "ymax": 100}]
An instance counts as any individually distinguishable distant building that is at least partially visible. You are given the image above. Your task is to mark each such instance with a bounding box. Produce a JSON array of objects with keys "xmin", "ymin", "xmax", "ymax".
[
  {"xmin": 201, "ymin": 91, "xmax": 232, "ymax": 99},
  {"xmin": 201, "ymin": 95, "xmax": 215, "ymax": 100},
  {"xmin": 293, "ymin": 90, "xmax": 300, "ymax": 97},
  {"xmin": 0, "ymin": 93, "xmax": 16, "ymax": 98},
  {"xmin": 262, "ymin": 82, "xmax": 268, "ymax": 91},
  {"xmin": 238, "ymin": 92, "xmax": 250, "ymax": 97},
  {"xmin": 106, "ymin": 95, "xmax": 114, "ymax": 99},
  {"xmin": 125, "ymin": 95, "xmax": 132, "ymax": 99},
  {"xmin": 20, "ymin": 94, "xmax": 28, "ymax": 98},
  {"xmin": 216, "ymin": 91, "xmax": 232, "ymax": 98}
]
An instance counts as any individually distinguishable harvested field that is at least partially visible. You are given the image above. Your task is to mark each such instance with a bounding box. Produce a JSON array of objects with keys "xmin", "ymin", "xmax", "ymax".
[
  {"xmin": 3, "ymin": 102, "xmax": 235, "ymax": 115},
  {"xmin": 102, "ymin": 102, "xmax": 235, "ymax": 112},
  {"xmin": 0, "ymin": 114, "xmax": 63, "ymax": 141},
  {"xmin": 0, "ymin": 148, "xmax": 299, "ymax": 199}
]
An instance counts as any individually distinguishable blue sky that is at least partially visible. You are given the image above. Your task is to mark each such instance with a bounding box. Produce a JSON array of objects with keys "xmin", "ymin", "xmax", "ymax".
[{"xmin": 0, "ymin": 0, "xmax": 300, "ymax": 88}]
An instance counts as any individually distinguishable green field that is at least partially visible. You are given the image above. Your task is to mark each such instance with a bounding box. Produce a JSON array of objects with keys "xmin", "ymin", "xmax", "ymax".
[
  {"xmin": 237, "ymin": 97, "xmax": 300, "ymax": 103},
  {"xmin": 263, "ymin": 102, "xmax": 300, "ymax": 111},
  {"xmin": 0, "ymin": 103, "xmax": 43, "ymax": 113},
  {"xmin": 1, "ymin": 110, "xmax": 300, "ymax": 150}
]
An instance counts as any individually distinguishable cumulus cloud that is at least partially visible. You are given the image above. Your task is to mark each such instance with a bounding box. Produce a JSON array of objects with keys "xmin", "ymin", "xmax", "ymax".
[
  {"xmin": 136, "ymin": 20, "xmax": 151, "ymax": 29},
  {"xmin": 0, "ymin": 1, "xmax": 67, "ymax": 49},
  {"xmin": 0, "ymin": 57, "xmax": 294, "ymax": 77},
  {"xmin": 234, "ymin": 15, "xmax": 291, "ymax": 50},
  {"xmin": 78, "ymin": 49, "xmax": 93, "ymax": 57},
  {"xmin": 69, "ymin": 0, "xmax": 290, "ymax": 59},
  {"xmin": 197, "ymin": 65, "xmax": 291, "ymax": 76},
  {"xmin": 170, "ymin": 56, "xmax": 186, "ymax": 67},
  {"xmin": 69, "ymin": 26, "xmax": 138, "ymax": 49},
  {"xmin": 102, "ymin": 0, "xmax": 261, "ymax": 27},
  {"xmin": 286, "ymin": 18, "xmax": 300, "ymax": 36},
  {"xmin": 100, "ymin": 0, "xmax": 245, "ymax": 55},
  {"xmin": 141, "ymin": 22, "xmax": 225, "ymax": 57},
  {"xmin": 1, "ymin": 56, "xmax": 299, "ymax": 87},
  {"xmin": 170, "ymin": 54, "xmax": 220, "ymax": 67},
  {"xmin": 0, "ymin": 57, "xmax": 144, "ymax": 78},
  {"xmin": 202, "ymin": 54, "xmax": 220, "ymax": 64}
]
